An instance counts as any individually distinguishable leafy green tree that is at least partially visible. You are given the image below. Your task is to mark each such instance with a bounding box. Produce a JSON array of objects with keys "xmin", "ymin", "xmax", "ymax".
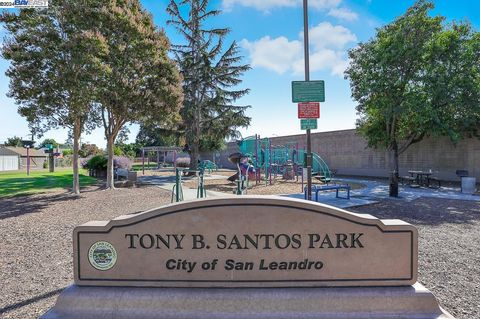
[
  {"xmin": 1, "ymin": 1, "xmax": 105, "ymax": 194},
  {"xmin": 115, "ymin": 143, "xmax": 141, "ymax": 159},
  {"xmin": 345, "ymin": 0, "xmax": 480, "ymax": 196},
  {"xmin": 62, "ymin": 149, "xmax": 73, "ymax": 156},
  {"xmin": 79, "ymin": 143, "xmax": 102, "ymax": 158},
  {"xmin": 136, "ymin": 122, "xmax": 182, "ymax": 147},
  {"xmin": 167, "ymin": 0, "xmax": 251, "ymax": 170},
  {"xmin": 3, "ymin": 136, "xmax": 23, "ymax": 147},
  {"xmin": 93, "ymin": 0, "xmax": 183, "ymax": 189}
]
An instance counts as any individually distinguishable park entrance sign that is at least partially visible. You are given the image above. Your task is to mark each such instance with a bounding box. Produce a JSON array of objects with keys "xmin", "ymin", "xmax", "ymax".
[
  {"xmin": 43, "ymin": 197, "xmax": 454, "ymax": 319},
  {"xmin": 74, "ymin": 197, "xmax": 417, "ymax": 287}
]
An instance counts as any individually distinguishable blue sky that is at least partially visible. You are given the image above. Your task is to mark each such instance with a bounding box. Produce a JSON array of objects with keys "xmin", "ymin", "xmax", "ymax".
[{"xmin": 0, "ymin": 0, "xmax": 479, "ymax": 147}]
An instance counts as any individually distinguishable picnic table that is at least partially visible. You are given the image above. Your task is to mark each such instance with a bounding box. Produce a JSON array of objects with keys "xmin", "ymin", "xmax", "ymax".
[
  {"xmin": 404, "ymin": 170, "xmax": 440, "ymax": 188},
  {"xmin": 408, "ymin": 170, "xmax": 432, "ymax": 187}
]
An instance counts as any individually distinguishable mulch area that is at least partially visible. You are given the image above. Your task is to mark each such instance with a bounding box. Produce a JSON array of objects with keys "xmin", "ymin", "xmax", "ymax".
[
  {"xmin": 184, "ymin": 171, "xmax": 365, "ymax": 196},
  {"xmin": 0, "ymin": 185, "xmax": 172, "ymax": 319},
  {"xmin": 350, "ymin": 198, "xmax": 480, "ymax": 319},
  {"xmin": 0, "ymin": 185, "xmax": 478, "ymax": 319}
]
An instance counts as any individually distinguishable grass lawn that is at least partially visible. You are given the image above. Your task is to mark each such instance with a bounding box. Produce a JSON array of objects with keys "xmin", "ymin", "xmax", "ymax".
[{"xmin": 0, "ymin": 168, "xmax": 98, "ymax": 198}]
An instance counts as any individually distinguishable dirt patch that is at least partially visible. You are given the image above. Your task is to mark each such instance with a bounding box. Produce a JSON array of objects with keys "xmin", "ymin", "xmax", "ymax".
[
  {"xmin": 184, "ymin": 175, "xmax": 366, "ymax": 196},
  {"xmin": 350, "ymin": 198, "xmax": 480, "ymax": 319},
  {"xmin": 0, "ymin": 186, "xmax": 172, "ymax": 319}
]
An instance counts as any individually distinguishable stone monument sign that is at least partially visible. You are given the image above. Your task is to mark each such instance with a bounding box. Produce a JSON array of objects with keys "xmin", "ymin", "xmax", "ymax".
[
  {"xmin": 43, "ymin": 197, "xmax": 453, "ymax": 319},
  {"xmin": 75, "ymin": 196, "xmax": 416, "ymax": 287}
]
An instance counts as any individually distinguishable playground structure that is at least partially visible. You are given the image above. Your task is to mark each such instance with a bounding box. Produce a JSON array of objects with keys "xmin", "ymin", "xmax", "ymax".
[
  {"xmin": 237, "ymin": 135, "xmax": 332, "ymax": 186},
  {"xmin": 227, "ymin": 152, "xmax": 256, "ymax": 195}
]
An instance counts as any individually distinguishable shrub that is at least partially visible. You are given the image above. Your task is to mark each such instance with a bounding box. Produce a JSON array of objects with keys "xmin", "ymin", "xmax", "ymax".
[
  {"xmin": 80, "ymin": 156, "xmax": 92, "ymax": 169},
  {"xmin": 86, "ymin": 155, "xmax": 108, "ymax": 170}
]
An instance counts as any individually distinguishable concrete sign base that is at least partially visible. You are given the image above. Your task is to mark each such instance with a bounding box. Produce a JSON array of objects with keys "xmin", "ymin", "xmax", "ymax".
[{"xmin": 41, "ymin": 282, "xmax": 453, "ymax": 319}]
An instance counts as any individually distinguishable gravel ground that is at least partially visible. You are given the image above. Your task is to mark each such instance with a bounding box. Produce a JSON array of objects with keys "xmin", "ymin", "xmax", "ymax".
[
  {"xmin": 0, "ymin": 186, "xmax": 172, "ymax": 319},
  {"xmin": 1, "ymin": 187, "xmax": 478, "ymax": 319},
  {"xmin": 350, "ymin": 198, "xmax": 480, "ymax": 319}
]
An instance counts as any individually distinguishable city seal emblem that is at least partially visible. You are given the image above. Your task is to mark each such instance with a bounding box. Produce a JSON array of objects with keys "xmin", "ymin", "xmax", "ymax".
[{"xmin": 88, "ymin": 241, "xmax": 117, "ymax": 271}]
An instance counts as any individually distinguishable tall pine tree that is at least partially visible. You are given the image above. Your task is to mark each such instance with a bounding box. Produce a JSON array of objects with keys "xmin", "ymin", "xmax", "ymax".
[{"xmin": 167, "ymin": 0, "xmax": 251, "ymax": 170}]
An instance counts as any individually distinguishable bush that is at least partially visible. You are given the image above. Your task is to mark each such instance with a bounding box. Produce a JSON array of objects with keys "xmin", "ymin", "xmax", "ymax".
[
  {"xmin": 80, "ymin": 156, "xmax": 92, "ymax": 169},
  {"xmin": 86, "ymin": 155, "xmax": 108, "ymax": 170},
  {"xmin": 83, "ymin": 155, "xmax": 132, "ymax": 171}
]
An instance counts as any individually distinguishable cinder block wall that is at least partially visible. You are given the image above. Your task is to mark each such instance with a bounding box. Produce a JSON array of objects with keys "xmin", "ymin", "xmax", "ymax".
[{"xmin": 201, "ymin": 129, "xmax": 480, "ymax": 181}]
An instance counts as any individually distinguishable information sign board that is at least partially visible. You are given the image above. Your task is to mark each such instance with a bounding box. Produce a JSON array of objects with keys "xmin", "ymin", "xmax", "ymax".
[
  {"xmin": 292, "ymin": 81, "xmax": 325, "ymax": 102},
  {"xmin": 301, "ymin": 119, "xmax": 317, "ymax": 130}
]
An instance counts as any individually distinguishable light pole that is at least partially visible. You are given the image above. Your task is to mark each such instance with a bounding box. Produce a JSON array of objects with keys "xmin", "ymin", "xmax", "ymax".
[{"xmin": 303, "ymin": 0, "xmax": 313, "ymax": 200}]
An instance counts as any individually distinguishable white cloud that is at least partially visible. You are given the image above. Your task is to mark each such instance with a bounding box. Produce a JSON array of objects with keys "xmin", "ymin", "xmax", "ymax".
[
  {"xmin": 241, "ymin": 23, "xmax": 356, "ymax": 77},
  {"xmin": 310, "ymin": 0, "xmax": 341, "ymax": 10},
  {"xmin": 240, "ymin": 36, "xmax": 302, "ymax": 74},
  {"xmin": 307, "ymin": 22, "xmax": 357, "ymax": 50},
  {"xmin": 293, "ymin": 49, "xmax": 347, "ymax": 76},
  {"xmin": 222, "ymin": 0, "xmax": 340, "ymax": 12},
  {"xmin": 327, "ymin": 7, "xmax": 359, "ymax": 21}
]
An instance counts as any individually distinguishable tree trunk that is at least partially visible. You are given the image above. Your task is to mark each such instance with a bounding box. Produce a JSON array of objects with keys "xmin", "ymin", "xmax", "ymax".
[
  {"xmin": 389, "ymin": 140, "xmax": 400, "ymax": 197},
  {"xmin": 106, "ymin": 136, "xmax": 115, "ymax": 190},
  {"xmin": 72, "ymin": 119, "xmax": 81, "ymax": 195},
  {"xmin": 190, "ymin": 142, "xmax": 199, "ymax": 171},
  {"xmin": 189, "ymin": 118, "xmax": 201, "ymax": 172}
]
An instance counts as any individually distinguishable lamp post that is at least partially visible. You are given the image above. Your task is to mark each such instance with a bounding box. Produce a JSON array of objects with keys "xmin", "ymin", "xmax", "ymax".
[{"xmin": 303, "ymin": 0, "xmax": 313, "ymax": 200}]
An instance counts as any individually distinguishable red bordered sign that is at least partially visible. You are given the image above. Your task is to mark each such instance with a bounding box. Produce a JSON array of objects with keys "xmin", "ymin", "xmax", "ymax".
[{"xmin": 298, "ymin": 102, "xmax": 320, "ymax": 119}]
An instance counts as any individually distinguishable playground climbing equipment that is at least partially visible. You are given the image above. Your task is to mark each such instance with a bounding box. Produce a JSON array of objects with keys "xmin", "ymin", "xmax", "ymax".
[
  {"xmin": 227, "ymin": 153, "xmax": 255, "ymax": 195},
  {"xmin": 199, "ymin": 160, "xmax": 218, "ymax": 174},
  {"xmin": 237, "ymin": 134, "xmax": 332, "ymax": 186}
]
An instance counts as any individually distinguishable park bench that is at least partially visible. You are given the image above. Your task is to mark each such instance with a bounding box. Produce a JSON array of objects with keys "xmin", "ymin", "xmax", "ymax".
[{"xmin": 304, "ymin": 184, "xmax": 351, "ymax": 201}]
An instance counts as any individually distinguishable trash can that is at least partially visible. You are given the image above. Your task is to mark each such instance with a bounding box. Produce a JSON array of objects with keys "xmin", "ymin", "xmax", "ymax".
[{"xmin": 461, "ymin": 177, "xmax": 476, "ymax": 194}]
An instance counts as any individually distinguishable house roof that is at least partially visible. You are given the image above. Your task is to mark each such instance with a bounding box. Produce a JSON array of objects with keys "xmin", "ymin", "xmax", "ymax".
[
  {"xmin": 0, "ymin": 147, "xmax": 20, "ymax": 156},
  {"xmin": 5, "ymin": 146, "xmax": 47, "ymax": 157}
]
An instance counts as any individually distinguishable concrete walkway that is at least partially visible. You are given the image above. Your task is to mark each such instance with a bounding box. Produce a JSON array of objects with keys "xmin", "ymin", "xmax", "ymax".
[
  {"xmin": 138, "ymin": 174, "xmax": 229, "ymax": 201},
  {"xmin": 139, "ymin": 174, "xmax": 478, "ymax": 208},
  {"xmin": 284, "ymin": 178, "xmax": 479, "ymax": 209}
]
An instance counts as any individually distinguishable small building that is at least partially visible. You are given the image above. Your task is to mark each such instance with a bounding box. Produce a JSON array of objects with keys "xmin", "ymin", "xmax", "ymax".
[
  {"xmin": 5, "ymin": 146, "xmax": 48, "ymax": 170},
  {"xmin": 0, "ymin": 147, "xmax": 20, "ymax": 171}
]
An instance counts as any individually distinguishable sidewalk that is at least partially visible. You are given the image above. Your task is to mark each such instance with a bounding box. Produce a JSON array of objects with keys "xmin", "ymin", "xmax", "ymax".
[
  {"xmin": 284, "ymin": 178, "xmax": 479, "ymax": 209},
  {"xmin": 138, "ymin": 174, "xmax": 228, "ymax": 201}
]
